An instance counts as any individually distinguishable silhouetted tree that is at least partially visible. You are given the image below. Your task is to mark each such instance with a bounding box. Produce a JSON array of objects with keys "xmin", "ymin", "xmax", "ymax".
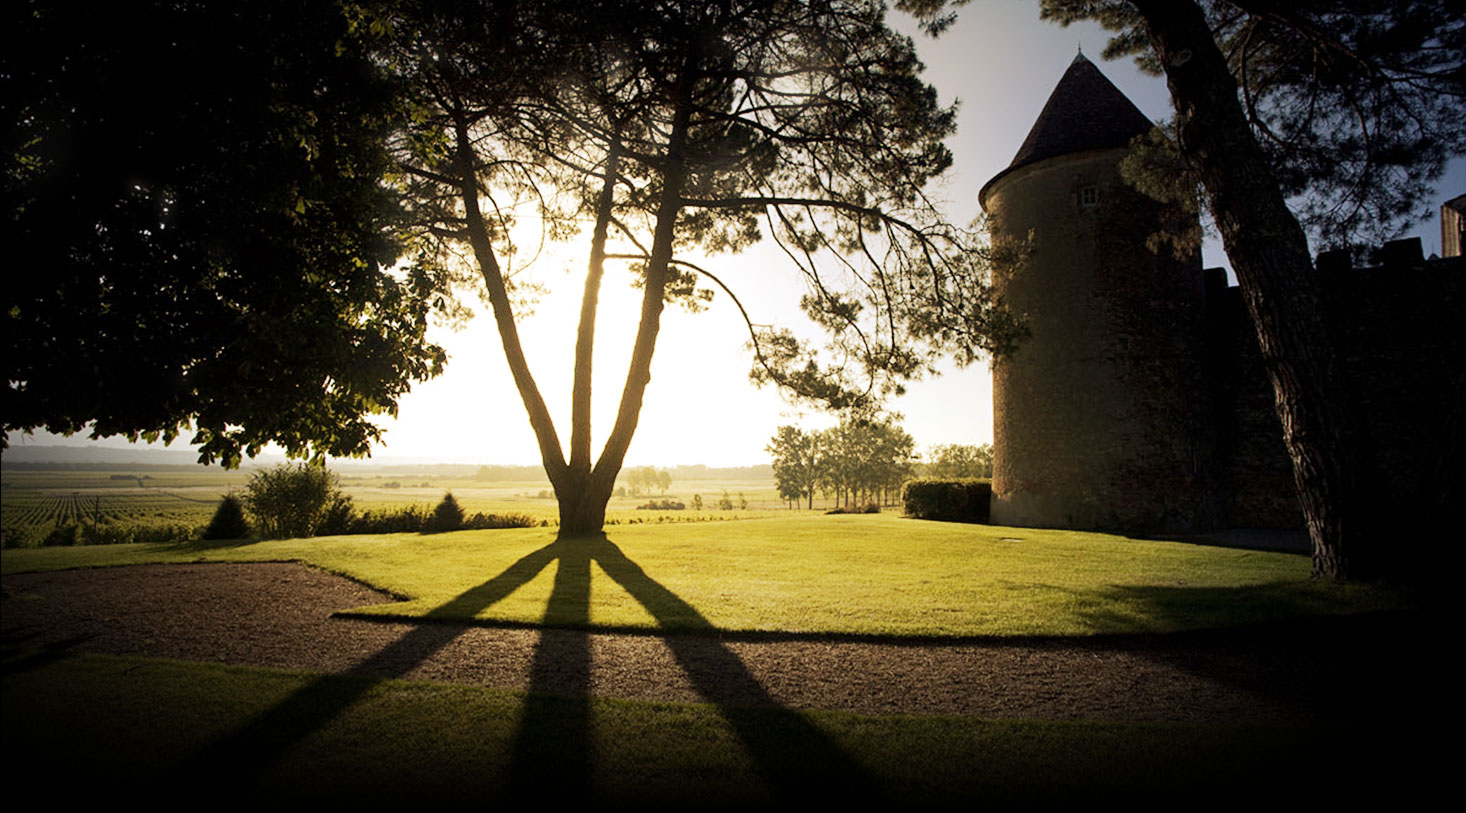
[
  {"xmin": 1, "ymin": 0, "xmax": 455, "ymax": 465},
  {"xmin": 202, "ymin": 494, "xmax": 251, "ymax": 540},
  {"xmin": 429, "ymin": 491, "xmax": 465, "ymax": 532},
  {"xmin": 390, "ymin": 0, "xmax": 1021, "ymax": 534}
]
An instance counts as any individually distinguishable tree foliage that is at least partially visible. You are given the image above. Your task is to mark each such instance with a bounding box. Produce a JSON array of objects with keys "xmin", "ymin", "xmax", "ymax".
[
  {"xmin": 384, "ymin": 0, "xmax": 1020, "ymax": 533},
  {"xmin": 1039, "ymin": 0, "xmax": 1465, "ymax": 249},
  {"xmin": 242, "ymin": 463, "xmax": 344, "ymax": 540},
  {"xmin": 428, "ymin": 491, "xmax": 465, "ymax": 533},
  {"xmin": 202, "ymin": 494, "xmax": 252, "ymax": 541},
  {"xmin": 620, "ymin": 466, "xmax": 672, "ymax": 497},
  {"xmin": 925, "ymin": 443, "xmax": 993, "ymax": 479},
  {"xmin": 2, "ymin": 0, "xmax": 456, "ymax": 465},
  {"xmin": 768, "ymin": 418, "xmax": 916, "ymax": 508}
]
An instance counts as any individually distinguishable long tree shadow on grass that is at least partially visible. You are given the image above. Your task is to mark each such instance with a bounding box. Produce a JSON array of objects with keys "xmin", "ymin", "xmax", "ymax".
[{"xmin": 174, "ymin": 533, "xmax": 877, "ymax": 802}]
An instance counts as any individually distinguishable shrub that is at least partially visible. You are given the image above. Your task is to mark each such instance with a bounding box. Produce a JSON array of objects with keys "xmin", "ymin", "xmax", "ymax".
[
  {"xmin": 317, "ymin": 494, "xmax": 357, "ymax": 536},
  {"xmin": 636, "ymin": 499, "xmax": 686, "ymax": 510},
  {"xmin": 428, "ymin": 491, "xmax": 465, "ymax": 532},
  {"xmin": 349, "ymin": 505, "xmax": 429, "ymax": 534},
  {"xmin": 462, "ymin": 512, "xmax": 538, "ymax": 530},
  {"xmin": 243, "ymin": 463, "xmax": 342, "ymax": 539},
  {"xmin": 691, "ymin": 494, "xmax": 703, "ymax": 510},
  {"xmin": 824, "ymin": 503, "xmax": 880, "ymax": 515},
  {"xmin": 202, "ymin": 494, "xmax": 251, "ymax": 540},
  {"xmin": 902, "ymin": 478, "xmax": 992, "ymax": 523},
  {"xmin": 718, "ymin": 490, "xmax": 734, "ymax": 510}
]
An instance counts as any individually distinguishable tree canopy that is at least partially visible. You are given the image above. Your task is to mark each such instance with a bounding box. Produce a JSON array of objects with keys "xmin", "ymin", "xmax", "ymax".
[
  {"xmin": 2, "ymin": 0, "xmax": 456, "ymax": 465},
  {"xmin": 388, "ymin": 0, "xmax": 1018, "ymax": 532},
  {"xmin": 1040, "ymin": 0, "xmax": 1466, "ymax": 249}
]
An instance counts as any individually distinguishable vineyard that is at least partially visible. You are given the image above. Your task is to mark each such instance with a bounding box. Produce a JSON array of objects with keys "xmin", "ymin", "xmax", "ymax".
[
  {"xmin": 0, "ymin": 487, "xmax": 215, "ymax": 547},
  {"xmin": 1, "ymin": 466, "xmax": 789, "ymax": 548}
]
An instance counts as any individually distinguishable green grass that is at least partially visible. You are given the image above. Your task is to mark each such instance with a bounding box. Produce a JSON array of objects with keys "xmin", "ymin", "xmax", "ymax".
[
  {"xmin": 4, "ymin": 651, "xmax": 1424, "ymax": 805},
  {"xmin": 0, "ymin": 513, "xmax": 1396, "ymax": 637},
  {"xmin": 0, "ymin": 512, "xmax": 1430, "ymax": 803}
]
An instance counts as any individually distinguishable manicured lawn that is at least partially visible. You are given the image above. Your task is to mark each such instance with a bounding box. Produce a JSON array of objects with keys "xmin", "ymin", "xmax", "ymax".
[
  {"xmin": 1, "ymin": 515, "xmax": 1434, "ymax": 804},
  {"xmin": 0, "ymin": 514, "xmax": 1397, "ymax": 637}
]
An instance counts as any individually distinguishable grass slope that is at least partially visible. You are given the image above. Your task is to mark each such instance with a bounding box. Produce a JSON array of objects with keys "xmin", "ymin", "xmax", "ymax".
[{"xmin": 0, "ymin": 514, "xmax": 1395, "ymax": 637}]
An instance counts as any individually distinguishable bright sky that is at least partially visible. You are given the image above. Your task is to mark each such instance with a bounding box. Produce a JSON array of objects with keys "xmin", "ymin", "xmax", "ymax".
[{"xmin": 17, "ymin": 0, "xmax": 1464, "ymax": 467}]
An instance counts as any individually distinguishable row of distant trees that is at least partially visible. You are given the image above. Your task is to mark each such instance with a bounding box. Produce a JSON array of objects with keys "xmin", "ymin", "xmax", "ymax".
[
  {"xmin": 768, "ymin": 421, "xmax": 993, "ymax": 510},
  {"xmin": 619, "ymin": 466, "xmax": 672, "ymax": 497},
  {"xmin": 767, "ymin": 420, "xmax": 913, "ymax": 509}
]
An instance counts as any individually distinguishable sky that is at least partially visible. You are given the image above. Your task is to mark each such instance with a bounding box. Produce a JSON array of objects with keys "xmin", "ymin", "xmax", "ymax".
[{"xmin": 14, "ymin": 0, "xmax": 1464, "ymax": 467}]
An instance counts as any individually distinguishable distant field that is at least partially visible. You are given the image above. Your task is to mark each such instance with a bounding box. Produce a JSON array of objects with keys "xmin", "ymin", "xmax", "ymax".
[{"xmin": 1, "ymin": 467, "xmax": 810, "ymax": 545}]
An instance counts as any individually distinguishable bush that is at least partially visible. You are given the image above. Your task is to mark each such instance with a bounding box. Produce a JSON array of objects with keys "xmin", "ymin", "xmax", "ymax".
[
  {"xmin": 462, "ymin": 512, "xmax": 538, "ymax": 530},
  {"xmin": 349, "ymin": 505, "xmax": 429, "ymax": 534},
  {"xmin": 824, "ymin": 503, "xmax": 880, "ymax": 515},
  {"xmin": 636, "ymin": 499, "xmax": 685, "ymax": 510},
  {"xmin": 243, "ymin": 463, "xmax": 342, "ymax": 539},
  {"xmin": 202, "ymin": 494, "xmax": 251, "ymax": 540},
  {"xmin": 902, "ymin": 478, "xmax": 992, "ymax": 523},
  {"xmin": 427, "ymin": 491, "xmax": 465, "ymax": 532},
  {"xmin": 317, "ymin": 494, "xmax": 357, "ymax": 536}
]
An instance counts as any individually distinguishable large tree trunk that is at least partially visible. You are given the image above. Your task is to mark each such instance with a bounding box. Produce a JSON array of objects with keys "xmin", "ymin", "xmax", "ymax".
[{"xmin": 1129, "ymin": 0, "xmax": 1380, "ymax": 580}]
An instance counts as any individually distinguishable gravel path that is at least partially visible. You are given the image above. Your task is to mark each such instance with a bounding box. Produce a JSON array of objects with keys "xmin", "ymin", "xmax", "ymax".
[{"xmin": 0, "ymin": 561, "xmax": 1427, "ymax": 724}]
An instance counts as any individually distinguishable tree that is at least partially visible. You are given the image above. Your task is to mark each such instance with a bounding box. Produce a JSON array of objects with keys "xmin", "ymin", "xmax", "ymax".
[
  {"xmin": 926, "ymin": 443, "xmax": 993, "ymax": 479},
  {"xmin": 904, "ymin": 0, "xmax": 1463, "ymax": 580},
  {"xmin": 1, "ymin": 0, "xmax": 456, "ymax": 465},
  {"xmin": 389, "ymin": 0, "xmax": 1021, "ymax": 534},
  {"xmin": 429, "ymin": 491, "xmax": 465, "ymax": 532},
  {"xmin": 242, "ymin": 463, "xmax": 343, "ymax": 539},
  {"xmin": 202, "ymin": 494, "xmax": 252, "ymax": 541},
  {"xmin": 768, "ymin": 425, "xmax": 823, "ymax": 509}
]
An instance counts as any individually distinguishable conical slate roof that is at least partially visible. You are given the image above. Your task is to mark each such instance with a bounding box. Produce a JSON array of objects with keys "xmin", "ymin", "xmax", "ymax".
[{"xmin": 980, "ymin": 54, "xmax": 1153, "ymax": 206}]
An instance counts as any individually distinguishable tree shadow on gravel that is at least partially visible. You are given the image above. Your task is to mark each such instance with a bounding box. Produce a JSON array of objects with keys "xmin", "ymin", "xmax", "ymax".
[{"xmin": 172, "ymin": 533, "xmax": 878, "ymax": 803}]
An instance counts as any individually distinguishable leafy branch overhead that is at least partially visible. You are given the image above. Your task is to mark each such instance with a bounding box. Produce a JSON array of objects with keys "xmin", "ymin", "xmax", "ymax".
[
  {"xmin": 389, "ymin": 0, "xmax": 1021, "ymax": 417},
  {"xmin": 383, "ymin": 0, "xmax": 1021, "ymax": 532}
]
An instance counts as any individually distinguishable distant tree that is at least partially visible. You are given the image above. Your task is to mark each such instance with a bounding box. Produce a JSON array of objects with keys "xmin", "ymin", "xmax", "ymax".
[
  {"xmin": 656, "ymin": 470, "xmax": 672, "ymax": 495},
  {"xmin": 692, "ymin": 494, "xmax": 704, "ymax": 511},
  {"xmin": 1, "ymin": 0, "xmax": 455, "ymax": 465},
  {"xmin": 718, "ymin": 491, "xmax": 734, "ymax": 511},
  {"xmin": 767, "ymin": 425, "xmax": 822, "ymax": 509},
  {"xmin": 428, "ymin": 491, "xmax": 465, "ymax": 533},
  {"xmin": 243, "ymin": 463, "xmax": 342, "ymax": 539},
  {"xmin": 927, "ymin": 443, "xmax": 994, "ymax": 479},
  {"xmin": 202, "ymin": 494, "xmax": 251, "ymax": 540}
]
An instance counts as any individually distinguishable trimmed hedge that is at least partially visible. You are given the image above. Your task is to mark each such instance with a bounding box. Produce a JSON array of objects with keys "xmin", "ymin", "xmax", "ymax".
[{"xmin": 902, "ymin": 478, "xmax": 991, "ymax": 524}]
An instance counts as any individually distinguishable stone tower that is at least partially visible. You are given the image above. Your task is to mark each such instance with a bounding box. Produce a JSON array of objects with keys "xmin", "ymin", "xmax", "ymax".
[{"xmin": 980, "ymin": 54, "xmax": 1214, "ymax": 534}]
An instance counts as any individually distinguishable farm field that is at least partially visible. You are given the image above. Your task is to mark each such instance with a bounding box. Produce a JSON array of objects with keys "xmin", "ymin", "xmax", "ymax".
[{"xmin": 0, "ymin": 465, "xmax": 807, "ymax": 547}]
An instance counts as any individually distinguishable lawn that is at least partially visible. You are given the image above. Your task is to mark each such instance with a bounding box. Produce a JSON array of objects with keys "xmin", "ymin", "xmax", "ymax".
[
  {"xmin": 2, "ymin": 514, "xmax": 1424, "ymax": 803},
  {"xmin": 0, "ymin": 513, "xmax": 1397, "ymax": 637}
]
